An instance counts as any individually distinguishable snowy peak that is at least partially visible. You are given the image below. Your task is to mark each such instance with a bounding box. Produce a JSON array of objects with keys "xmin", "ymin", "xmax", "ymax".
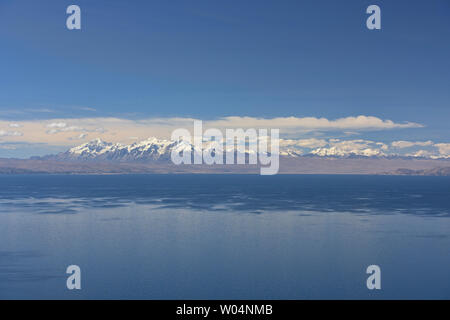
[
  {"xmin": 63, "ymin": 137, "xmax": 176, "ymax": 161},
  {"xmin": 310, "ymin": 146, "xmax": 385, "ymax": 158},
  {"xmin": 68, "ymin": 138, "xmax": 115, "ymax": 156},
  {"xmin": 53, "ymin": 137, "xmax": 449, "ymax": 162}
]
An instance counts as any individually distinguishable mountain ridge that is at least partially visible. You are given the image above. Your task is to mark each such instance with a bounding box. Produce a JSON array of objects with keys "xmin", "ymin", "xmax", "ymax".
[
  {"xmin": 35, "ymin": 137, "xmax": 450, "ymax": 162},
  {"xmin": 2, "ymin": 138, "xmax": 446, "ymax": 175}
]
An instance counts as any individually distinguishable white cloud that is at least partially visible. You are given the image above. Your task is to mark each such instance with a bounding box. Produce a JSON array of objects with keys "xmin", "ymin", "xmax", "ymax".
[
  {"xmin": 46, "ymin": 122, "xmax": 67, "ymax": 128},
  {"xmin": 0, "ymin": 115, "xmax": 427, "ymax": 148},
  {"xmin": 205, "ymin": 115, "xmax": 422, "ymax": 132},
  {"xmin": 434, "ymin": 143, "xmax": 450, "ymax": 157},
  {"xmin": 46, "ymin": 122, "xmax": 85, "ymax": 134},
  {"xmin": 405, "ymin": 150, "xmax": 436, "ymax": 158},
  {"xmin": 0, "ymin": 130, "xmax": 23, "ymax": 137},
  {"xmin": 375, "ymin": 142, "xmax": 389, "ymax": 151},
  {"xmin": 280, "ymin": 138, "xmax": 328, "ymax": 149},
  {"xmin": 391, "ymin": 140, "xmax": 434, "ymax": 148},
  {"xmin": 389, "ymin": 141, "xmax": 450, "ymax": 158}
]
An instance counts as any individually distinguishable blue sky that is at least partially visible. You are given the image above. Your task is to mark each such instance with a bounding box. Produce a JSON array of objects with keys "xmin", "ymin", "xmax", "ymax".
[{"xmin": 0, "ymin": 0, "xmax": 449, "ymax": 157}]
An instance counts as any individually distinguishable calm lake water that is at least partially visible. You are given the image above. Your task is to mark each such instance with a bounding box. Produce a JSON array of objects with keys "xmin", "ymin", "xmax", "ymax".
[{"xmin": 0, "ymin": 174, "xmax": 449, "ymax": 299}]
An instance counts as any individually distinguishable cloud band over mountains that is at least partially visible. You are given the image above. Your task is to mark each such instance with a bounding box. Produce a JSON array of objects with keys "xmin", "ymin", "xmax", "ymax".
[
  {"xmin": 0, "ymin": 115, "xmax": 422, "ymax": 146},
  {"xmin": 2, "ymin": 115, "xmax": 447, "ymax": 158}
]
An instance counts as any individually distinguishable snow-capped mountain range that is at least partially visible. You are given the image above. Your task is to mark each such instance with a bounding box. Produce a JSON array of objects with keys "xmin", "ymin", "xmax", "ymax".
[
  {"xmin": 44, "ymin": 137, "xmax": 449, "ymax": 161},
  {"xmin": 54, "ymin": 138, "xmax": 187, "ymax": 161}
]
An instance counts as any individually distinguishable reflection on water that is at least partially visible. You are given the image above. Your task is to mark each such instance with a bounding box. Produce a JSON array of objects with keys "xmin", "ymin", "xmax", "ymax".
[
  {"xmin": 0, "ymin": 175, "xmax": 449, "ymax": 299},
  {"xmin": 1, "ymin": 174, "xmax": 449, "ymax": 217}
]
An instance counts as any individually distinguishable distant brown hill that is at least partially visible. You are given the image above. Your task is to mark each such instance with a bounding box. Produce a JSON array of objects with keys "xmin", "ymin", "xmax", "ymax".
[
  {"xmin": 381, "ymin": 167, "xmax": 450, "ymax": 176},
  {"xmin": 1, "ymin": 157, "xmax": 449, "ymax": 175}
]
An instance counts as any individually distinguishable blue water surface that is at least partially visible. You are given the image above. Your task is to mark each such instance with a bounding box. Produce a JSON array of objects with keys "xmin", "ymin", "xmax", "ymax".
[{"xmin": 0, "ymin": 174, "xmax": 449, "ymax": 299}]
